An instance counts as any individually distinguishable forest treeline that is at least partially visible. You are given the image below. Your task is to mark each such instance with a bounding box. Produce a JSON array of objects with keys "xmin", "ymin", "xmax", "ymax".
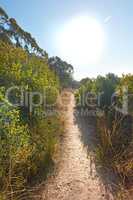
[
  {"xmin": 75, "ymin": 73, "xmax": 133, "ymax": 198},
  {"xmin": 0, "ymin": 7, "xmax": 74, "ymax": 199}
]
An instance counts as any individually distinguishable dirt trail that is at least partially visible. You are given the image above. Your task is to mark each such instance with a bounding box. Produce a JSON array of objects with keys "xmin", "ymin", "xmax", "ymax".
[{"xmin": 41, "ymin": 91, "xmax": 114, "ymax": 200}]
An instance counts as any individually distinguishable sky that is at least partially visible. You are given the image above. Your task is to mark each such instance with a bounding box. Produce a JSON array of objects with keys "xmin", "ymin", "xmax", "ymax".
[{"xmin": 0, "ymin": 0, "xmax": 133, "ymax": 80}]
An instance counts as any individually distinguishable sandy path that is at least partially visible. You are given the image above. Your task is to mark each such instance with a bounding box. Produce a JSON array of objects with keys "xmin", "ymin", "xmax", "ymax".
[{"xmin": 41, "ymin": 92, "xmax": 114, "ymax": 200}]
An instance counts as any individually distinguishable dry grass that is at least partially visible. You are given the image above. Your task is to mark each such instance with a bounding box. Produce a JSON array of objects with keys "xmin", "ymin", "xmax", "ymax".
[{"xmin": 95, "ymin": 113, "xmax": 133, "ymax": 199}]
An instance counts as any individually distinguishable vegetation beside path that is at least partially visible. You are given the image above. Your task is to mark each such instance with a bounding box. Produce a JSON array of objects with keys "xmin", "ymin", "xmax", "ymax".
[
  {"xmin": 0, "ymin": 7, "xmax": 73, "ymax": 200},
  {"xmin": 75, "ymin": 74, "xmax": 133, "ymax": 199}
]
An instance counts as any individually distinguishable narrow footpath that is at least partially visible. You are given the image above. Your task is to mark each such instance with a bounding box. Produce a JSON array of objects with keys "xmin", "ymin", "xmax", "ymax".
[{"xmin": 41, "ymin": 91, "xmax": 114, "ymax": 200}]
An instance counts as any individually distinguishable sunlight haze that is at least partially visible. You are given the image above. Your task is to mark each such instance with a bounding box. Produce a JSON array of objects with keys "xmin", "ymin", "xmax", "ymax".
[
  {"xmin": 55, "ymin": 16, "xmax": 105, "ymax": 72},
  {"xmin": 1, "ymin": 0, "xmax": 133, "ymax": 80}
]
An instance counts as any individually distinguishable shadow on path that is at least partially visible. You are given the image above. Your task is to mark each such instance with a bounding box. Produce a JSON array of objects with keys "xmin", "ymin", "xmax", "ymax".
[{"xmin": 74, "ymin": 108, "xmax": 118, "ymax": 199}]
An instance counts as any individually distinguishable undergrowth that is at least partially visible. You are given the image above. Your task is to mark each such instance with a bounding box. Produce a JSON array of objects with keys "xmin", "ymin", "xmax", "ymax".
[{"xmin": 95, "ymin": 111, "xmax": 133, "ymax": 199}]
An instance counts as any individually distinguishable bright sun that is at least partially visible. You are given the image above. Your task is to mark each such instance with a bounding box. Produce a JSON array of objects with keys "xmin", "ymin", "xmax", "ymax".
[{"xmin": 56, "ymin": 16, "xmax": 105, "ymax": 66}]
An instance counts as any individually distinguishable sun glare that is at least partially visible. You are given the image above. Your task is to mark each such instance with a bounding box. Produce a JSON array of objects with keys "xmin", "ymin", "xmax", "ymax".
[{"xmin": 56, "ymin": 16, "xmax": 105, "ymax": 66}]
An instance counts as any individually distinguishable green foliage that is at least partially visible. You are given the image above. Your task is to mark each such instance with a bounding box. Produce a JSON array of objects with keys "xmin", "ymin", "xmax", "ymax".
[
  {"xmin": 0, "ymin": 6, "xmax": 47, "ymax": 57},
  {"xmin": 28, "ymin": 116, "xmax": 61, "ymax": 177},
  {"xmin": 0, "ymin": 7, "xmax": 62, "ymax": 199},
  {"xmin": 75, "ymin": 73, "xmax": 119, "ymax": 108},
  {"xmin": 116, "ymin": 74, "xmax": 133, "ymax": 115},
  {"xmin": 49, "ymin": 56, "xmax": 74, "ymax": 88},
  {"xmin": 0, "ymin": 92, "xmax": 30, "ymax": 196},
  {"xmin": 93, "ymin": 73, "xmax": 119, "ymax": 107}
]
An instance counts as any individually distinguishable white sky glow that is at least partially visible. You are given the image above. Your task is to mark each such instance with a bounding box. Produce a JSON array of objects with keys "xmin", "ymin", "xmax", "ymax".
[{"xmin": 56, "ymin": 16, "xmax": 105, "ymax": 71}]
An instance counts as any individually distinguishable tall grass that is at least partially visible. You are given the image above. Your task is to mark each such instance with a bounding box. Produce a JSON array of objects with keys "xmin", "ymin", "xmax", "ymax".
[{"xmin": 95, "ymin": 111, "xmax": 133, "ymax": 199}]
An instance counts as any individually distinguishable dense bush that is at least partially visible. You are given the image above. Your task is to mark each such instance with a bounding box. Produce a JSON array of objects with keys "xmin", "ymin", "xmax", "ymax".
[
  {"xmin": 75, "ymin": 73, "xmax": 119, "ymax": 108},
  {"xmin": 0, "ymin": 7, "xmax": 65, "ymax": 199},
  {"xmin": 0, "ymin": 49, "xmax": 61, "ymax": 199},
  {"xmin": 0, "ymin": 100, "xmax": 61, "ymax": 199}
]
